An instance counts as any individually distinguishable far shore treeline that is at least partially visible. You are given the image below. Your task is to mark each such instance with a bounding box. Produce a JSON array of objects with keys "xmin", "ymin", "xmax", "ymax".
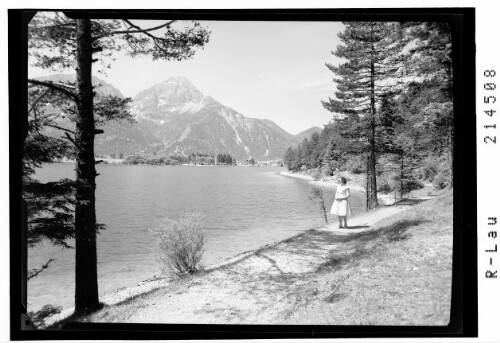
[
  {"xmin": 283, "ymin": 22, "xmax": 453, "ymax": 209},
  {"xmin": 122, "ymin": 152, "xmax": 236, "ymax": 165}
]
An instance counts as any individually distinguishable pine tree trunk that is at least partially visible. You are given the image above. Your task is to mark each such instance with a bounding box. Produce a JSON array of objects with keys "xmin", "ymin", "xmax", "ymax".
[
  {"xmin": 447, "ymin": 61, "xmax": 453, "ymax": 189},
  {"xmin": 367, "ymin": 23, "xmax": 379, "ymax": 210},
  {"xmin": 366, "ymin": 156, "xmax": 370, "ymax": 211},
  {"xmin": 448, "ymin": 126, "xmax": 454, "ymax": 189},
  {"xmin": 400, "ymin": 154, "xmax": 404, "ymax": 200},
  {"xmin": 74, "ymin": 18, "xmax": 100, "ymax": 314}
]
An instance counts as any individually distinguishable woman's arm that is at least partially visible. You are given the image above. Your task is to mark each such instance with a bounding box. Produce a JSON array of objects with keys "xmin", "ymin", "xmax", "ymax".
[{"xmin": 336, "ymin": 187, "xmax": 349, "ymax": 200}]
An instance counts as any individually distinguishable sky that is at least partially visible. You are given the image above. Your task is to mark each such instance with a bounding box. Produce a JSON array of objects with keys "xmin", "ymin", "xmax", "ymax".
[{"xmin": 29, "ymin": 20, "xmax": 345, "ymax": 134}]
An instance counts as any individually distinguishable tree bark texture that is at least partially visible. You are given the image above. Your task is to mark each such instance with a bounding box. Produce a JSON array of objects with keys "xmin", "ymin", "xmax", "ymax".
[
  {"xmin": 367, "ymin": 23, "xmax": 379, "ymax": 210},
  {"xmin": 74, "ymin": 18, "xmax": 100, "ymax": 314},
  {"xmin": 400, "ymin": 155, "xmax": 404, "ymax": 200}
]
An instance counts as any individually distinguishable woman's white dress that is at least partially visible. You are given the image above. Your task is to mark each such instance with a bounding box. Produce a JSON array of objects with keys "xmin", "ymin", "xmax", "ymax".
[{"xmin": 330, "ymin": 184, "xmax": 352, "ymax": 216}]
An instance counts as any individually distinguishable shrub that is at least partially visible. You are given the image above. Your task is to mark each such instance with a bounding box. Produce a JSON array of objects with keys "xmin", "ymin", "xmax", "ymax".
[
  {"xmin": 322, "ymin": 165, "xmax": 332, "ymax": 176},
  {"xmin": 404, "ymin": 179, "xmax": 424, "ymax": 192},
  {"xmin": 414, "ymin": 155, "xmax": 440, "ymax": 181},
  {"xmin": 392, "ymin": 178, "xmax": 424, "ymax": 196},
  {"xmin": 307, "ymin": 186, "xmax": 328, "ymax": 224},
  {"xmin": 150, "ymin": 212, "xmax": 206, "ymax": 275},
  {"xmin": 433, "ymin": 170, "xmax": 451, "ymax": 190},
  {"xmin": 377, "ymin": 181, "xmax": 392, "ymax": 194},
  {"xmin": 312, "ymin": 169, "xmax": 322, "ymax": 181},
  {"xmin": 27, "ymin": 305, "xmax": 62, "ymax": 328},
  {"xmin": 345, "ymin": 155, "xmax": 365, "ymax": 174},
  {"xmin": 377, "ymin": 170, "xmax": 397, "ymax": 194}
]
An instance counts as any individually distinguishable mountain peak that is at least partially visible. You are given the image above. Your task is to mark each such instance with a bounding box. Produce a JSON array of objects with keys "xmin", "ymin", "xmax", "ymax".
[
  {"xmin": 135, "ymin": 76, "xmax": 204, "ymax": 99},
  {"xmin": 158, "ymin": 76, "xmax": 202, "ymax": 93},
  {"xmin": 162, "ymin": 76, "xmax": 192, "ymax": 84},
  {"xmin": 132, "ymin": 76, "xmax": 206, "ymax": 120}
]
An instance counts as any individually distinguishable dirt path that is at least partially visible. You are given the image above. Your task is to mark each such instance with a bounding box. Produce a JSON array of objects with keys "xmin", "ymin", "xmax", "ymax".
[{"xmin": 82, "ymin": 195, "xmax": 452, "ymax": 326}]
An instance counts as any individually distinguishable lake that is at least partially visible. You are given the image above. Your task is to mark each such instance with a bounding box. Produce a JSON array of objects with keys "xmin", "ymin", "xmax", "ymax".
[{"xmin": 28, "ymin": 163, "xmax": 365, "ymax": 312}]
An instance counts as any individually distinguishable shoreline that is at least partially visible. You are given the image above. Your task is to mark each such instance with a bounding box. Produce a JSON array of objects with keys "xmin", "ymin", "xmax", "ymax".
[
  {"xmin": 79, "ymin": 193, "xmax": 451, "ymax": 326},
  {"xmin": 41, "ymin": 232, "xmax": 309, "ymax": 327},
  {"xmin": 56, "ymin": 159, "xmax": 283, "ymax": 167},
  {"xmin": 41, "ymin": 195, "xmax": 423, "ymax": 328},
  {"xmin": 279, "ymin": 170, "xmax": 435, "ymax": 206},
  {"xmin": 39, "ymin": 170, "xmax": 439, "ymax": 328}
]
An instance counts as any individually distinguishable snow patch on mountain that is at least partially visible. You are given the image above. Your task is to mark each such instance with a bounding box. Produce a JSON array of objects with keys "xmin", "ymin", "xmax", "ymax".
[{"xmin": 179, "ymin": 101, "xmax": 205, "ymax": 114}]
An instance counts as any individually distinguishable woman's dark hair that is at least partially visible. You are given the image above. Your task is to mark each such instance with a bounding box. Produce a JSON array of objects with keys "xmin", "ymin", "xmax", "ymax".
[{"xmin": 340, "ymin": 176, "xmax": 347, "ymax": 184}]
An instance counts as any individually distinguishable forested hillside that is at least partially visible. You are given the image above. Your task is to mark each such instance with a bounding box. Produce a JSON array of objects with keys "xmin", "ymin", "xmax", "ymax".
[{"xmin": 284, "ymin": 22, "xmax": 453, "ymax": 208}]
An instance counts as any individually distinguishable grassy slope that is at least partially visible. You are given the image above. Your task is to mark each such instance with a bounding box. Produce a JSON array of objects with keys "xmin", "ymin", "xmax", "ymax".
[
  {"xmin": 58, "ymin": 193, "xmax": 452, "ymax": 326},
  {"xmin": 284, "ymin": 193, "xmax": 453, "ymax": 325}
]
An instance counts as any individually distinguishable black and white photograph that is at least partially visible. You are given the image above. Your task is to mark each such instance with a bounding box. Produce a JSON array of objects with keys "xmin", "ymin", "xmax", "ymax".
[{"xmin": 5, "ymin": 4, "xmax": 483, "ymax": 341}]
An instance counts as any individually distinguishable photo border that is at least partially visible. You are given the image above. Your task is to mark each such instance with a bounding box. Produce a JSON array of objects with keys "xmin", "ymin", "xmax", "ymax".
[{"xmin": 9, "ymin": 7, "xmax": 477, "ymax": 340}]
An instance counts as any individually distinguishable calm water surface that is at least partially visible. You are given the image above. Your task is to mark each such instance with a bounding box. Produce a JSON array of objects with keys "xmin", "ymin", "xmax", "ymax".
[{"xmin": 28, "ymin": 163, "xmax": 364, "ymax": 312}]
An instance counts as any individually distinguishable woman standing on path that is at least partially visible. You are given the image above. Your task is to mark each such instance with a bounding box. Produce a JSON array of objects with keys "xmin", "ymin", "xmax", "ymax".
[{"xmin": 330, "ymin": 176, "xmax": 352, "ymax": 228}]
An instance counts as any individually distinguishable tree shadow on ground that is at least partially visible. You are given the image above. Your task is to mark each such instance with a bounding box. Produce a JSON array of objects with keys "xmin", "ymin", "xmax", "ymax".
[
  {"xmin": 314, "ymin": 219, "xmax": 430, "ymax": 274},
  {"xmin": 337, "ymin": 219, "xmax": 430, "ymax": 244},
  {"xmin": 392, "ymin": 198, "xmax": 426, "ymax": 206},
  {"xmin": 342, "ymin": 225, "xmax": 370, "ymax": 230},
  {"xmin": 325, "ymin": 292, "xmax": 348, "ymax": 303}
]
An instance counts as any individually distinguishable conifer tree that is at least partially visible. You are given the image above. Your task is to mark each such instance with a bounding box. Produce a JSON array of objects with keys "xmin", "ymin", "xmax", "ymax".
[
  {"xmin": 322, "ymin": 139, "xmax": 339, "ymax": 176},
  {"xmin": 308, "ymin": 131, "xmax": 322, "ymax": 169},
  {"xmin": 27, "ymin": 12, "xmax": 210, "ymax": 314},
  {"xmin": 283, "ymin": 147, "xmax": 297, "ymax": 171},
  {"xmin": 405, "ymin": 22, "xmax": 453, "ymax": 187},
  {"xmin": 323, "ymin": 22, "xmax": 406, "ymax": 210},
  {"xmin": 25, "ymin": 74, "xmax": 133, "ymax": 281},
  {"xmin": 377, "ymin": 92, "xmax": 414, "ymax": 198}
]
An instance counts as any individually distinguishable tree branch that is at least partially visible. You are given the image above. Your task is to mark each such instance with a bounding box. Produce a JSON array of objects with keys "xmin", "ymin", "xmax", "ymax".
[
  {"xmin": 63, "ymin": 132, "xmax": 77, "ymax": 147},
  {"xmin": 28, "ymin": 88, "xmax": 51, "ymax": 114},
  {"xmin": 27, "ymin": 79, "xmax": 77, "ymax": 102},
  {"xmin": 94, "ymin": 20, "xmax": 176, "ymax": 40},
  {"xmin": 27, "ymin": 22, "xmax": 75, "ymax": 29},
  {"xmin": 27, "ymin": 259, "xmax": 56, "ymax": 280},
  {"xmin": 45, "ymin": 124, "xmax": 75, "ymax": 135},
  {"xmin": 122, "ymin": 19, "xmax": 177, "ymax": 44}
]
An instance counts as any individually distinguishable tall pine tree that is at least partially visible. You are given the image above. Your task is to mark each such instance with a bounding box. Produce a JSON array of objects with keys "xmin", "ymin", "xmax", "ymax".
[
  {"xmin": 27, "ymin": 12, "xmax": 210, "ymax": 314},
  {"xmin": 323, "ymin": 22, "xmax": 406, "ymax": 210}
]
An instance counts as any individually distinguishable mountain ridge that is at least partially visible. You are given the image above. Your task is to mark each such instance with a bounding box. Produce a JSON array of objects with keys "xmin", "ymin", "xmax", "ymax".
[
  {"xmin": 294, "ymin": 126, "xmax": 323, "ymax": 142},
  {"xmin": 35, "ymin": 74, "xmax": 322, "ymax": 160}
]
